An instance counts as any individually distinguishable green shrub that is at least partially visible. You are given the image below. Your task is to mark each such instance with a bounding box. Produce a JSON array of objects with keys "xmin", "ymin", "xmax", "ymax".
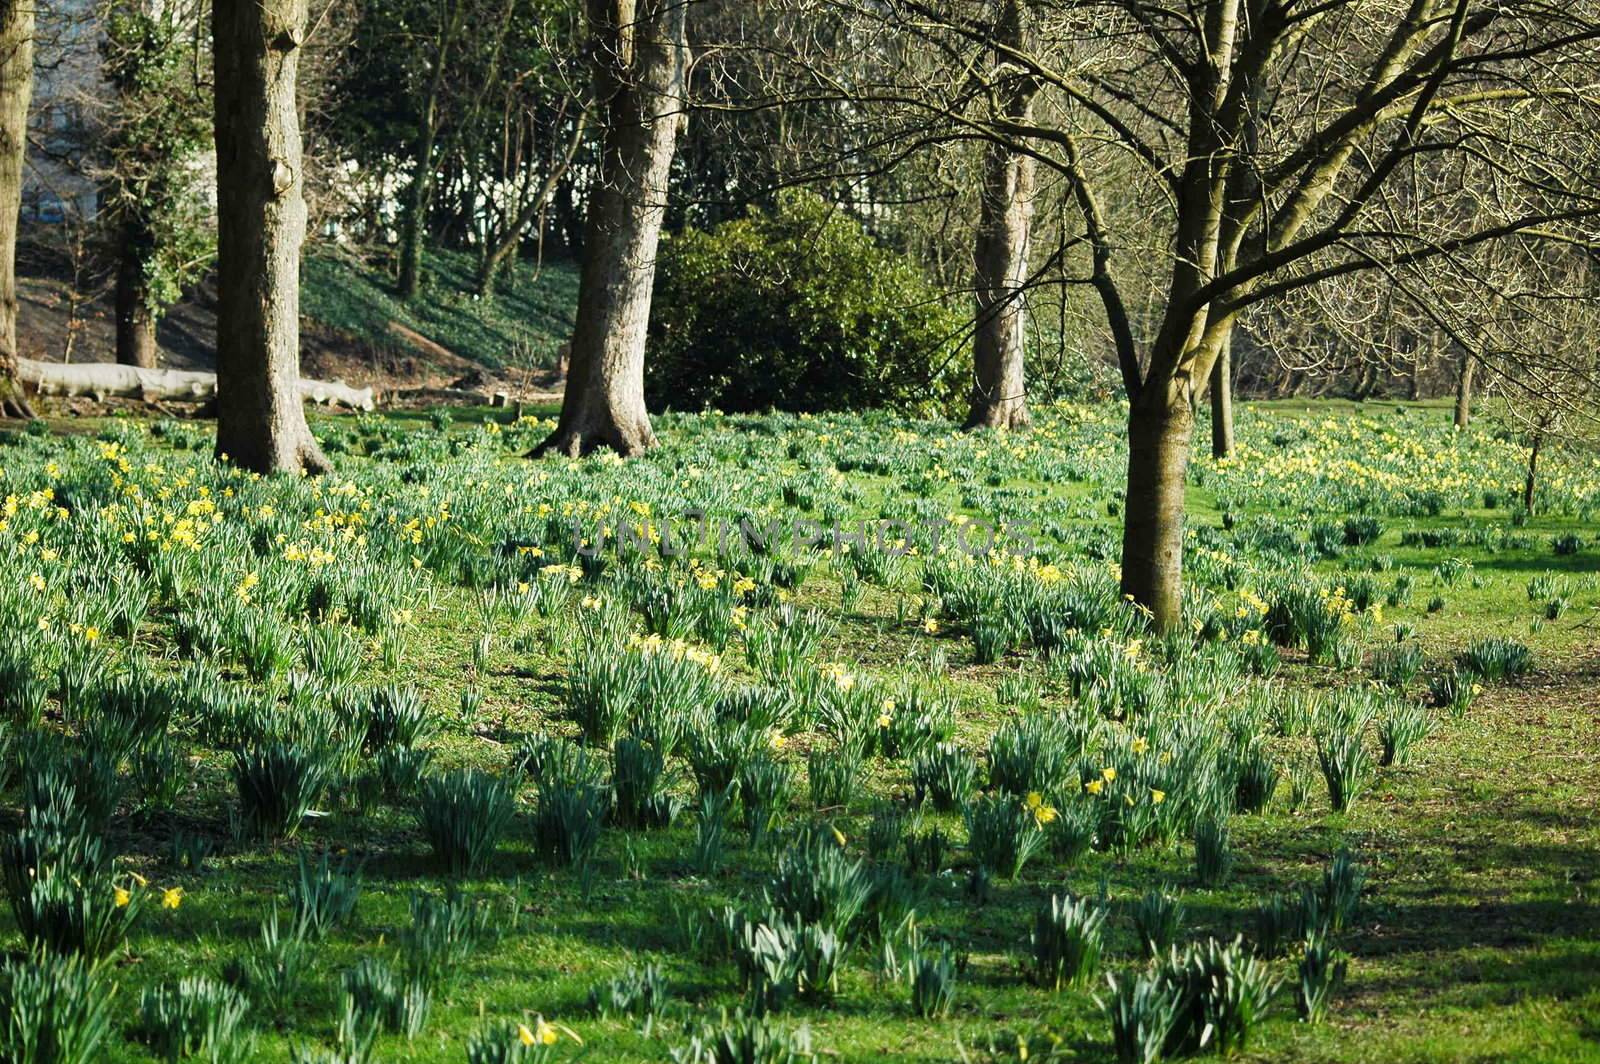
[
  {"xmin": 648, "ymin": 190, "xmax": 963, "ymax": 415},
  {"xmin": 910, "ymin": 944, "xmax": 959, "ymax": 1019},
  {"xmin": 1100, "ymin": 969, "xmax": 1183, "ymax": 1064},
  {"xmin": 670, "ymin": 1008, "xmax": 814, "ymax": 1064},
  {"xmin": 0, "ymin": 953, "xmax": 115, "ymax": 1064},
  {"xmin": 964, "ymin": 795, "xmax": 1047, "ymax": 881},
  {"xmin": 807, "ymin": 744, "xmax": 862, "ymax": 812},
  {"xmin": 1378, "ymin": 702, "xmax": 1431, "ymax": 767},
  {"xmin": 133, "ymin": 976, "xmax": 253, "ymax": 1063},
  {"xmin": 1130, "ymin": 889, "xmax": 1185, "ymax": 960},
  {"xmin": 1315, "ymin": 732, "xmax": 1372, "ymax": 813},
  {"xmin": 909, "ymin": 742, "xmax": 978, "ymax": 812},
  {"xmin": 612, "ymin": 737, "xmax": 682, "ymax": 829},
  {"xmin": 290, "ymin": 850, "xmax": 362, "ymax": 940},
  {"xmin": 1193, "ymin": 816, "xmax": 1232, "ymax": 886},
  {"xmin": 233, "ymin": 743, "xmax": 333, "ymax": 841},
  {"xmin": 341, "ymin": 957, "xmax": 430, "ymax": 1040},
  {"xmin": 1156, "ymin": 937, "xmax": 1281, "ymax": 1056},
  {"xmin": 418, "ymin": 770, "xmax": 515, "ymax": 875},
  {"xmin": 768, "ymin": 828, "xmax": 871, "ymax": 935},
  {"xmin": 1295, "ymin": 933, "xmax": 1349, "ymax": 1024},
  {"xmin": 401, "ymin": 890, "xmax": 501, "ymax": 990},
  {"xmin": 1458, "ymin": 637, "xmax": 1532, "ymax": 681},
  {"xmin": 589, "ymin": 963, "xmax": 670, "ymax": 1020},
  {"xmin": 1031, "ymin": 893, "xmax": 1108, "ymax": 990},
  {"xmin": 221, "ymin": 907, "xmax": 308, "ymax": 1022}
]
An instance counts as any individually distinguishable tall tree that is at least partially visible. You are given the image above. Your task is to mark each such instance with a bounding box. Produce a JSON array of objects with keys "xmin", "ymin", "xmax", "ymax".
[
  {"xmin": 535, "ymin": 0, "xmax": 690, "ymax": 457},
  {"xmin": 965, "ymin": 0, "xmax": 1036, "ymax": 430},
  {"xmin": 212, "ymin": 0, "xmax": 328, "ymax": 473},
  {"xmin": 0, "ymin": 0, "xmax": 33, "ymax": 418},
  {"xmin": 99, "ymin": 0, "xmax": 215, "ymax": 369}
]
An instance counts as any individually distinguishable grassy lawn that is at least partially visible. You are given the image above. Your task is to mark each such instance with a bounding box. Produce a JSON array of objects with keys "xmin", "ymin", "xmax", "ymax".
[{"xmin": 0, "ymin": 400, "xmax": 1596, "ymax": 1063}]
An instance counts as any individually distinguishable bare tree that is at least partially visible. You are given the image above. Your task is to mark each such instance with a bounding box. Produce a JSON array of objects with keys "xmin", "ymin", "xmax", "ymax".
[
  {"xmin": 0, "ymin": 0, "xmax": 33, "ymax": 418},
  {"xmin": 813, "ymin": 0, "xmax": 1600, "ymax": 630},
  {"xmin": 212, "ymin": 0, "xmax": 329, "ymax": 473},
  {"xmin": 535, "ymin": 0, "xmax": 691, "ymax": 458}
]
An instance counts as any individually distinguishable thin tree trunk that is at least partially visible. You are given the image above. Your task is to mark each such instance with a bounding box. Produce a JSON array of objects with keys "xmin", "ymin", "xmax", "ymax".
[
  {"xmin": 1209, "ymin": 329, "xmax": 1234, "ymax": 458},
  {"xmin": 965, "ymin": 0, "xmax": 1035, "ymax": 431},
  {"xmin": 1121, "ymin": 387, "xmax": 1193, "ymax": 634},
  {"xmin": 1454, "ymin": 352, "xmax": 1475, "ymax": 429},
  {"xmin": 1523, "ymin": 428, "xmax": 1542, "ymax": 513},
  {"xmin": 0, "ymin": 0, "xmax": 34, "ymax": 418},
  {"xmin": 535, "ymin": 0, "xmax": 688, "ymax": 458},
  {"xmin": 397, "ymin": 114, "xmax": 438, "ymax": 301},
  {"xmin": 115, "ymin": 218, "xmax": 159, "ymax": 368},
  {"xmin": 212, "ymin": 0, "xmax": 328, "ymax": 474}
]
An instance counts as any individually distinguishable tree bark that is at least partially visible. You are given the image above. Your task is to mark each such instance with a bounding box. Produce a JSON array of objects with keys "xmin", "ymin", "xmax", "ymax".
[
  {"xmin": 115, "ymin": 219, "xmax": 159, "ymax": 368},
  {"xmin": 534, "ymin": 0, "xmax": 688, "ymax": 458},
  {"xmin": 1523, "ymin": 428, "xmax": 1542, "ymax": 513},
  {"xmin": 964, "ymin": 0, "xmax": 1035, "ymax": 431},
  {"xmin": 396, "ymin": 97, "xmax": 439, "ymax": 300},
  {"xmin": 212, "ymin": 0, "xmax": 329, "ymax": 474},
  {"xmin": 0, "ymin": 0, "xmax": 34, "ymax": 418},
  {"xmin": 1209, "ymin": 330, "xmax": 1234, "ymax": 458},
  {"xmin": 1454, "ymin": 352, "xmax": 1475, "ymax": 429},
  {"xmin": 1120, "ymin": 386, "xmax": 1193, "ymax": 634}
]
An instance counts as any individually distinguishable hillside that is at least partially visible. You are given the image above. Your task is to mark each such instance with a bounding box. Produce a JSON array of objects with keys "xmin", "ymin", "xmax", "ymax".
[{"xmin": 15, "ymin": 236, "xmax": 579, "ymax": 392}]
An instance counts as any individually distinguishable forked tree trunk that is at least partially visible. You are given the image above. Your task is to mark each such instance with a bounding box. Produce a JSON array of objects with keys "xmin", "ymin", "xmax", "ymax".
[
  {"xmin": 0, "ymin": 0, "xmax": 34, "ymax": 419},
  {"xmin": 1121, "ymin": 387, "xmax": 1193, "ymax": 634},
  {"xmin": 1454, "ymin": 353, "xmax": 1475, "ymax": 429},
  {"xmin": 212, "ymin": 0, "xmax": 328, "ymax": 473},
  {"xmin": 1523, "ymin": 428, "xmax": 1542, "ymax": 513},
  {"xmin": 1209, "ymin": 330, "xmax": 1234, "ymax": 458},
  {"xmin": 535, "ymin": 0, "xmax": 688, "ymax": 458},
  {"xmin": 115, "ymin": 219, "xmax": 159, "ymax": 368},
  {"xmin": 965, "ymin": 0, "xmax": 1035, "ymax": 431}
]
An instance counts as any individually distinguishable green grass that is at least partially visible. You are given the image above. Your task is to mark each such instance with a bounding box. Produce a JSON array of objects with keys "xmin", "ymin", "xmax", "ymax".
[
  {"xmin": 1, "ymin": 400, "xmax": 1597, "ymax": 1063},
  {"xmin": 301, "ymin": 246, "xmax": 580, "ymax": 371}
]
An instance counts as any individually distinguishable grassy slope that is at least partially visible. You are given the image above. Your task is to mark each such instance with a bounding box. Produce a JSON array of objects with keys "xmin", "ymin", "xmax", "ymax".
[
  {"xmin": 10, "ymin": 400, "xmax": 1600, "ymax": 1064},
  {"xmin": 301, "ymin": 247, "xmax": 580, "ymax": 371}
]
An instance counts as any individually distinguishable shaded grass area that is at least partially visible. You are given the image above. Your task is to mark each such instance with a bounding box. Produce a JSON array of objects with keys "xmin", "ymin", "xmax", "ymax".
[{"xmin": 301, "ymin": 248, "xmax": 580, "ymax": 372}]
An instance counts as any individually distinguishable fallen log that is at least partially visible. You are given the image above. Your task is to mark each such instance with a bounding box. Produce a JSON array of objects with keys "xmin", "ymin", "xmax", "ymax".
[{"xmin": 18, "ymin": 359, "xmax": 377, "ymax": 411}]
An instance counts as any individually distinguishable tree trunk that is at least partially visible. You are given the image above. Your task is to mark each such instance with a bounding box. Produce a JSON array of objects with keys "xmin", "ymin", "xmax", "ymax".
[
  {"xmin": 1454, "ymin": 353, "xmax": 1475, "ymax": 429},
  {"xmin": 1523, "ymin": 429, "xmax": 1542, "ymax": 513},
  {"xmin": 1120, "ymin": 388, "xmax": 1193, "ymax": 634},
  {"xmin": 1209, "ymin": 330, "xmax": 1234, "ymax": 458},
  {"xmin": 473, "ymin": 246, "xmax": 506, "ymax": 301},
  {"xmin": 0, "ymin": 0, "xmax": 34, "ymax": 419},
  {"xmin": 396, "ymin": 113, "xmax": 437, "ymax": 300},
  {"xmin": 115, "ymin": 220, "xmax": 159, "ymax": 368},
  {"xmin": 212, "ymin": 0, "xmax": 328, "ymax": 474},
  {"xmin": 534, "ymin": 0, "xmax": 688, "ymax": 458},
  {"xmin": 964, "ymin": 0, "xmax": 1035, "ymax": 431}
]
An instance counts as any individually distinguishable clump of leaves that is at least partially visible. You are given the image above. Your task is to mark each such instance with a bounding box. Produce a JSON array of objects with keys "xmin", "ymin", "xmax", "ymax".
[
  {"xmin": 418, "ymin": 769, "xmax": 516, "ymax": 876},
  {"xmin": 1031, "ymin": 893, "xmax": 1108, "ymax": 990}
]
